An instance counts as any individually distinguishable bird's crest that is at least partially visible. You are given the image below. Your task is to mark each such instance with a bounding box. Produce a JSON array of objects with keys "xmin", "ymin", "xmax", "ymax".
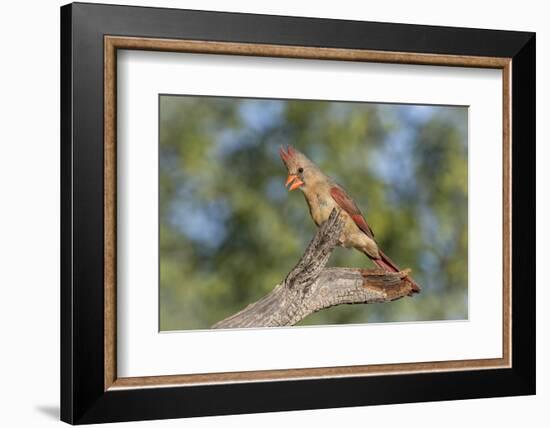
[
  {"xmin": 279, "ymin": 145, "xmax": 312, "ymax": 170},
  {"xmin": 279, "ymin": 145, "xmax": 297, "ymax": 164}
]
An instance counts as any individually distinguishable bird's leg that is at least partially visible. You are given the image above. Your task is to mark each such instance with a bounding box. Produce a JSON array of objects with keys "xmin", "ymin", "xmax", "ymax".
[{"xmin": 336, "ymin": 231, "xmax": 348, "ymax": 247}]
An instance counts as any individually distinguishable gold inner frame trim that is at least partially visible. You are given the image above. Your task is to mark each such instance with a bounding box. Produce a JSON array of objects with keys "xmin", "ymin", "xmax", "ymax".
[{"xmin": 104, "ymin": 35, "xmax": 512, "ymax": 391}]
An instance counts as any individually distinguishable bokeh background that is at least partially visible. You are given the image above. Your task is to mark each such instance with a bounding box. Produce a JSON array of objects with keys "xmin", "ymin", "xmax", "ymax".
[{"xmin": 159, "ymin": 95, "xmax": 468, "ymax": 331}]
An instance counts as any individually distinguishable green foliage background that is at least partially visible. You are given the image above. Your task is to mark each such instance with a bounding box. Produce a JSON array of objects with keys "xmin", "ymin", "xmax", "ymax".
[{"xmin": 159, "ymin": 95, "xmax": 468, "ymax": 331}]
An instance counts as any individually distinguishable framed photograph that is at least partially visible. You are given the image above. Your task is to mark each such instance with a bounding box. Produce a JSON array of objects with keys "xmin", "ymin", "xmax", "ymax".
[{"xmin": 60, "ymin": 2, "xmax": 535, "ymax": 424}]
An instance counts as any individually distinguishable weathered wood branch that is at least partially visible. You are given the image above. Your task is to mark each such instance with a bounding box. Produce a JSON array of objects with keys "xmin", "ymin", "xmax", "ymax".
[{"xmin": 212, "ymin": 209, "xmax": 418, "ymax": 329}]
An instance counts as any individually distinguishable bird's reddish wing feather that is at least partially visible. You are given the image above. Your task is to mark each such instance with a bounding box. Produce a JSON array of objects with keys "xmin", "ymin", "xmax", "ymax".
[{"xmin": 330, "ymin": 186, "xmax": 375, "ymax": 238}]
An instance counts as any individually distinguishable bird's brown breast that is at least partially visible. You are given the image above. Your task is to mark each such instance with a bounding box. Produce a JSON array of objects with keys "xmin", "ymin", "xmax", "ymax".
[
  {"xmin": 302, "ymin": 188, "xmax": 379, "ymax": 258},
  {"xmin": 303, "ymin": 191, "xmax": 335, "ymax": 227}
]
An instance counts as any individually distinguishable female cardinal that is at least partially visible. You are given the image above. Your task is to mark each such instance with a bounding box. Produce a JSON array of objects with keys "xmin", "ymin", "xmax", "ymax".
[{"xmin": 279, "ymin": 145, "xmax": 420, "ymax": 293}]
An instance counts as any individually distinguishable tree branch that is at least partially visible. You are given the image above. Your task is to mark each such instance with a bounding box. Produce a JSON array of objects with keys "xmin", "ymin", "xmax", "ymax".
[{"xmin": 212, "ymin": 209, "xmax": 418, "ymax": 329}]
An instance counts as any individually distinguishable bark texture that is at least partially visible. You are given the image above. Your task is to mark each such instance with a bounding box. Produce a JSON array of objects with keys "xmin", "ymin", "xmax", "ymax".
[{"xmin": 212, "ymin": 209, "xmax": 418, "ymax": 329}]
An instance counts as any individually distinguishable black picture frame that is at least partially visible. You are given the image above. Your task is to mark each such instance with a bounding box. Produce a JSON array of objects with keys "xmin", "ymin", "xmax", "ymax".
[{"xmin": 61, "ymin": 2, "xmax": 535, "ymax": 424}]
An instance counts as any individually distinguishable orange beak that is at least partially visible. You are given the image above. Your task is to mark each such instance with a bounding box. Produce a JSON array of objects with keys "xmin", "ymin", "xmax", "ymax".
[{"xmin": 285, "ymin": 174, "xmax": 304, "ymax": 191}]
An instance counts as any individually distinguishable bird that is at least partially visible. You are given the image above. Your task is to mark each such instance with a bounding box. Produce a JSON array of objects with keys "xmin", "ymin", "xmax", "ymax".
[{"xmin": 279, "ymin": 145, "xmax": 420, "ymax": 293}]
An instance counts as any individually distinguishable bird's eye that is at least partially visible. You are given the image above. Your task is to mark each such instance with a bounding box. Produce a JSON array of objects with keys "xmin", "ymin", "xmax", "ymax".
[{"xmin": 298, "ymin": 167, "xmax": 304, "ymax": 173}]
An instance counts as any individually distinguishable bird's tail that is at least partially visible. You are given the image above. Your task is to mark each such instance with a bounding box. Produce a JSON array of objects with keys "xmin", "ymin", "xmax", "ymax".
[{"xmin": 371, "ymin": 249, "xmax": 421, "ymax": 294}]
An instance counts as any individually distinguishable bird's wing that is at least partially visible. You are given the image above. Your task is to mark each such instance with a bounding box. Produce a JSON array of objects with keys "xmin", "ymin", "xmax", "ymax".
[{"xmin": 330, "ymin": 185, "xmax": 375, "ymax": 239}]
